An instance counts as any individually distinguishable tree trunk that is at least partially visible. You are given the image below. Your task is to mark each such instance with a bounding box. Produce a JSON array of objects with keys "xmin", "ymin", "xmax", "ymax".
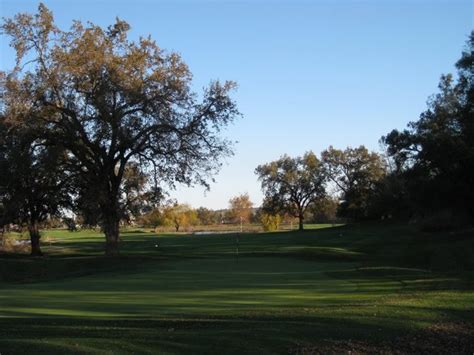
[
  {"xmin": 100, "ymin": 177, "xmax": 122, "ymax": 256},
  {"xmin": 103, "ymin": 215, "xmax": 120, "ymax": 256},
  {"xmin": 298, "ymin": 212, "xmax": 304, "ymax": 231},
  {"xmin": 28, "ymin": 222, "xmax": 43, "ymax": 256}
]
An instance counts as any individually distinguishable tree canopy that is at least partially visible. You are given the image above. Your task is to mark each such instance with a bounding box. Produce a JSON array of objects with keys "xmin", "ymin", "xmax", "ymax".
[
  {"xmin": 381, "ymin": 31, "xmax": 474, "ymax": 221},
  {"xmin": 321, "ymin": 145, "xmax": 385, "ymax": 219},
  {"xmin": 228, "ymin": 193, "xmax": 254, "ymax": 224},
  {"xmin": 0, "ymin": 115, "xmax": 71, "ymax": 255},
  {"xmin": 161, "ymin": 203, "xmax": 198, "ymax": 232},
  {"xmin": 255, "ymin": 152, "xmax": 325, "ymax": 230},
  {"xmin": 1, "ymin": 4, "xmax": 239, "ymax": 255}
]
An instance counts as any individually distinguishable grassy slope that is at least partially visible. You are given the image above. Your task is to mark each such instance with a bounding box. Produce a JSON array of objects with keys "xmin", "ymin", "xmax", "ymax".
[{"xmin": 0, "ymin": 223, "xmax": 473, "ymax": 354}]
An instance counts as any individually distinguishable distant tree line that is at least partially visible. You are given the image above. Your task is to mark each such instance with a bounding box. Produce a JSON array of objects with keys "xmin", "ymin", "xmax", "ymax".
[
  {"xmin": 0, "ymin": 4, "xmax": 471, "ymax": 256},
  {"xmin": 255, "ymin": 146, "xmax": 385, "ymax": 230},
  {"xmin": 380, "ymin": 32, "xmax": 473, "ymax": 229},
  {"xmin": 136, "ymin": 192, "xmax": 327, "ymax": 232},
  {"xmin": 256, "ymin": 32, "xmax": 473, "ymax": 230}
]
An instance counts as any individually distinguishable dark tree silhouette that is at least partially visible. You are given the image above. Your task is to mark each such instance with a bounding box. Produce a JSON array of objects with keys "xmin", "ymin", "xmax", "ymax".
[
  {"xmin": 382, "ymin": 32, "xmax": 474, "ymax": 220},
  {"xmin": 0, "ymin": 115, "xmax": 71, "ymax": 256},
  {"xmin": 1, "ymin": 4, "xmax": 239, "ymax": 255},
  {"xmin": 321, "ymin": 145, "xmax": 385, "ymax": 219}
]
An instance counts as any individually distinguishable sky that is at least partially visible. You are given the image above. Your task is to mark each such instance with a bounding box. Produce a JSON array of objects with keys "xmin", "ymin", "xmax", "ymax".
[{"xmin": 1, "ymin": 0, "xmax": 472, "ymax": 209}]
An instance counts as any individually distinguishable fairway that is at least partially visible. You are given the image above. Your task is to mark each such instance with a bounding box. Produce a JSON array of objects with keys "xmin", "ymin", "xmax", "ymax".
[
  {"xmin": 1, "ymin": 1, "xmax": 473, "ymax": 354},
  {"xmin": 1, "ymin": 224, "xmax": 473, "ymax": 354}
]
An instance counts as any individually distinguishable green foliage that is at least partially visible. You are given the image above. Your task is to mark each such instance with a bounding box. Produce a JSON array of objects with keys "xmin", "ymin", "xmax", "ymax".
[
  {"xmin": 138, "ymin": 208, "xmax": 163, "ymax": 227},
  {"xmin": 1, "ymin": 4, "xmax": 239, "ymax": 254},
  {"xmin": 0, "ymin": 114, "xmax": 71, "ymax": 255},
  {"xmin": 196, "ymin": 207, "xmax": 221, "ymax": 225},
  {"xmin": 321, "ymin": 145, "xmax": 386, "ymax": 219},
  {"xmin": 308, "ymin": 196, "xmax": 339, "ymax": 223},
  {"xmin": 255, "ymin": 151, "xmax": 326, "ymax": 230},
  {"xmin": 381, "ymin": 32, "xmax": 474, "ymax": 221}
]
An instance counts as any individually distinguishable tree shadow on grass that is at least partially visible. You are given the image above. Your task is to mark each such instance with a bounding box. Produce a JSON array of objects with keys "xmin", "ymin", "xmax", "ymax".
[
  {"xmin": 0, "ymin": 314, "xmax": 429, "ymax": 354},
  {"xmin": 0, "ymin": 254, "xmax": 166, "ymax": 283},
  {"xmin": 1, "ymin": 314, "xmax": 472, "ymax": 354}
]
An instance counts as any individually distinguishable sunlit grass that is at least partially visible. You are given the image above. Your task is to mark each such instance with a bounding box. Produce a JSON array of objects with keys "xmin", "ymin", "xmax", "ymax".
[{"xmin": 0, "ymin": 222, "xmax": 472, "ymax": 353}]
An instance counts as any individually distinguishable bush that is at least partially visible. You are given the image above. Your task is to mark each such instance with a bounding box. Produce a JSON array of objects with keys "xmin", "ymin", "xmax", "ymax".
[
  {"xmin": 417, "ymin": 209, "xmax": 471, "ymax": 232},
  {"xmin": 260, "ymin": 213, "xmax": 281, "ymax": 231}
]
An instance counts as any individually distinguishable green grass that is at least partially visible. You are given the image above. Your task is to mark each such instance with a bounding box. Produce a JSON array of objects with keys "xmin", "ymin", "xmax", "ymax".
[{"xmin": 0, "ymin": 222, "xmax": 473, "ymax": 354}]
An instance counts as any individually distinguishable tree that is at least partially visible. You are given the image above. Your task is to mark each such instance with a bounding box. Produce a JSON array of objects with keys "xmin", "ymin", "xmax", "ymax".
[
  {"xmin": 255, "ymin": 152, "xmax": 326, "ymax": 231},
  {"xmin": 381, "ymin": 32, "xmax": 474, "ymax": 220},
  {"xmin": 260, "ymin": 213, "xmax": 281, "ymax": 232},
  {"xmin": 308, "ymin": 196, "xmax": 338, "ymax": 223},
  {"xmin": 321, "ymin": 146, "xmax": 385, "ymax": 219},
  {"xmin": 228, "ymin": 193, "xmax": 254, "ymax": 224},
  {"xmin": 161, "ymin": 204, "xmax": 198, "ymax": 232},
  {"xmin": 1, "ymin": 4, "xmax": 239, "ymax": 255},
  {"xmin": 0, "ymin": 114, "xmax": 71, "ymax": 256},
  {"xmin": 196, "ymin": 207, "xmax": 219, "ymax": 225},
  {"xmin": 74, "ymin": 161, "xmax": 158, "ymax": 228},
  {"xmin": 138, "ymin": 208, "xmax": 162, "ymax": 228}
]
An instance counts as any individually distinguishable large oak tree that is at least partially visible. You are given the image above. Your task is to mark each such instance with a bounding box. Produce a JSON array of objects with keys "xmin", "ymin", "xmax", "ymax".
[
  {"xmin": 1, "ymin": 4, "xmax": 239, "ymax": 255},
  {"xmin": 321, "ymin": 146, "xmax": 385, "ymax": 219},
  {"xmin": 255, "ymin": 152, "xmax": 326, "ymax": 231}
]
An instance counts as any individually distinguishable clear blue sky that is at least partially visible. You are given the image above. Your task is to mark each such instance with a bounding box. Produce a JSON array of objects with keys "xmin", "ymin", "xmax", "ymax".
[{"xmin": 1, "ymin": 0, "xmax": 472, "ymax": 209}]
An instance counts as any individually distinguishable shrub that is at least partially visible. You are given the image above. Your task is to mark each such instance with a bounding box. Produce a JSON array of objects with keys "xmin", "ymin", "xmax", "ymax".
[
  {"xmin": 260, "ymin": 213, "xmax": 281, "ymax": 231},
  {"xmin": 418, "ymin": 209, "xmax": 471, "ymax": 232}
]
